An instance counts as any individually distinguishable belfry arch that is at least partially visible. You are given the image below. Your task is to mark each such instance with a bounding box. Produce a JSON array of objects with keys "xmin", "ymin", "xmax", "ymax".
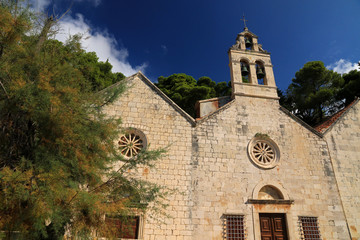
[
  {"xmin": 240, "ymin": 60, "xmax": 250, "ymax": 83},
  {"xmin": 255, "ymin": 60, "xmax": 267, "ymax": 85},
  {"xmin": 244, "ymin": 34, "xmax": 253, "ymax": 50}
]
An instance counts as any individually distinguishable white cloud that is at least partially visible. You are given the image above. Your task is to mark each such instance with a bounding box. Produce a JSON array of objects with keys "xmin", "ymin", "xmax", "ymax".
[
  {"xmin": 76, "ymin": 0, "xmax": 101, "ymax": 7},
  {"xmin": 29, "ymin": 0, "xmax": 51, "ymax": 11},
  {"xmin": 326, "ymin": 59, "xmax": 359, "ymax": 74},
  {"xmin": 55, "ymin": 14, "xmax": 147, "ymax": 76},
  {"xmin": 28, "ymin": 1, "xmax": 144, "ymax": 76},
  {"xmin": 29, "ymin": 0, "xmax": 101, "ymax": 12}
]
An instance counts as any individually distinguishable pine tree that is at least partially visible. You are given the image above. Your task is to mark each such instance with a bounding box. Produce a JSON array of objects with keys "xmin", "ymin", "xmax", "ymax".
[
  {"xmin": 284, "ymin": 61, "xmax": 343, "ymax": 126},
  {"xmin": 0, "ymin": 2, "xmax": 165, "ymax": 239}
]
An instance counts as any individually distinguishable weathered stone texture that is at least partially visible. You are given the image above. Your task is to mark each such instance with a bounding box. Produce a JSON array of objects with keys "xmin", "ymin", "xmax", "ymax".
[
  {"xmin": 100, "ymin": 72, "xmax": 358, "ymax": 239},
  {"xmin": 99, "ymin": 23, "xmax": 360, "ymax": 238},
  {"xmin": 102, "ymin": 75, "xmax": 194, "ymax": 240},
  {"xmin": 192, "ymin": 97, "xmax": 350, "ymax": 240},
  {"xmin": 325, "ymin": 102, "xmax": 360, "ymax": 239}
]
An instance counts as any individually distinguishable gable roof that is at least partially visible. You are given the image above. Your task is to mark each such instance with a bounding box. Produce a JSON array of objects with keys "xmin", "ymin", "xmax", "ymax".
[
  {"xmin": 314, "ymin": 98, "xmax": 359, "ymax": 134},
  {"xmin": 104, "ymin": 72, "xmax": 360, "ymax": 134},
  {"xmin": 108, "ymin": 72, "xmax": 196, "ymax": 126},
  {"xmin": 279, "ymin": 106, "xmax": 323, "ymax": 138},
  {"xmin": 239, "ymin": 27, "xmax": 258, "ymax": 38}
]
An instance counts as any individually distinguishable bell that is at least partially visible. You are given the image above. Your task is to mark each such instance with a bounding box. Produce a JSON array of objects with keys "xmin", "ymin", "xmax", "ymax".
[
  {"xmin": 245, "ymin": 38, "xmax": 252, "ymax": 48},
  {"xmin": 256, "ymin": 67, "xmax": 265, "ymax": 79},
  {"xmin": 241, "ymin": 65, "xmax": 249, "ymax": 76}
]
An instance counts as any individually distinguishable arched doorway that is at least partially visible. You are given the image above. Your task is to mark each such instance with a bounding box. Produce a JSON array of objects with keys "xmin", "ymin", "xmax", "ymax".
[
  {"xmin": 258, "ymin": 186, "xmax": 287, "ymax": 240},
  {"xmin": 249, "ymin": 182, "xmax": 294, "ymax": 240}
]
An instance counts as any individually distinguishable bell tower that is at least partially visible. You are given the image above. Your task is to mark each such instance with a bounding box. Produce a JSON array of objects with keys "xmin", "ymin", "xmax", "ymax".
[{"xmin": 228, "ymin": 24, "xmax": 279, "ymax": 100}]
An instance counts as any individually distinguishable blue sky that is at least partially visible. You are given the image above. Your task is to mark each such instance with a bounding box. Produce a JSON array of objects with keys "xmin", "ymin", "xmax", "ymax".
[{"xmin": 32, "ymin": 0, "xmax": 360, "ymax": 91}]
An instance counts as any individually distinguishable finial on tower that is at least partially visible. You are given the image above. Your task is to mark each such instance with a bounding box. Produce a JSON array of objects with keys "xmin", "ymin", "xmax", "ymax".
[{"xmin": 240, "ymin": 14, "xmax": 248, "ymax": 30}]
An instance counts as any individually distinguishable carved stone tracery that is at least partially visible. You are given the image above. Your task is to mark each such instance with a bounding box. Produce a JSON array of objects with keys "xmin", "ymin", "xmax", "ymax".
[
  {"xmin": 248, "ymin": 136, "xmax": 280, "ymax": 169},
  {"xmin": 118, "ymin": 129, "xmax": 147, "ymax": 158}
]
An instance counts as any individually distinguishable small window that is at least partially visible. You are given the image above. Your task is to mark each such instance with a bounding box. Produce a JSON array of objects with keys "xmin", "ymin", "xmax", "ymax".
[
  {"xmin": 299, "ymin": 216, "xmax": 321, "ymax": 240},
  {"xmin": 100, "ymin": 215, "xmax": 140, "ymax": 239},
  {"xmin": 222, "ymin": 215, "xmax": 246, "ymax": 240}
]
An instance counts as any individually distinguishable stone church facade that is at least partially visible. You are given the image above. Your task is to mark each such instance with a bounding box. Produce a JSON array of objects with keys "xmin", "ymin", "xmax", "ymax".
[{"xmin": 102, "ymin": 27, "xmax": 360, "ymax": 240}]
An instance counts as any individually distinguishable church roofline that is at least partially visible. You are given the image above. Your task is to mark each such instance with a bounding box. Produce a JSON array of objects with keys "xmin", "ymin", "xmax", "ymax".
[
  {"xmin": 133, "ymin": 72, "xmax": 197, "ymax": 126},
  {"xmin": 239, "ymin": 28, "xmax": 258, "ymax": 38},
  {"xmin": 314, "ymin": 98, "xmax": 360, "ymax": 134},
  {"xmin": 98, "ymin": 72, "xmax": 196, "ymax": 126},
  {"xmin": 279, "ymin": 106, "xmax": 323, "ymax": 138}
]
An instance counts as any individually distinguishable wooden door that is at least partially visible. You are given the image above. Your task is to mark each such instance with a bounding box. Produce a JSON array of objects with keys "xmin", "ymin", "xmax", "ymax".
[
  {"xmin": 260, "ymin": 213, "xmax": 288, "ymax": 240},
  {"xmin": 104, "ymin": 216, "xmax": 139, "ymax": 239}
]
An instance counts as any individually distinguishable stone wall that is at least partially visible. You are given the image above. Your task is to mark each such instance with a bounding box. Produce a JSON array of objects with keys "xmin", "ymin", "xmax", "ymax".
[
  {"xmin": 191, "ymin": 96, "xmax": 350, "ymax": 240},
  {"xmin": 101, "ymin": 73, "xmax": 354, "ymax": 239},
  {"xmin": 325, "ymin": 101, "xmax": 360, "ymax": 240},
  {"xmin": 102, "ymin": 73, "xmax": 194, "ymax": 240}
]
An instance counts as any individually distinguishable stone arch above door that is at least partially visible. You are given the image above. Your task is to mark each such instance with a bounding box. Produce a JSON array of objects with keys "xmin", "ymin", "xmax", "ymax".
[
  {"xmin": 252, "ymin": 180, "xmax": 290, "ymax": 200},
  {"xmin": 249, "ymin": 181, "xmax": 295, "ymax": 240}
]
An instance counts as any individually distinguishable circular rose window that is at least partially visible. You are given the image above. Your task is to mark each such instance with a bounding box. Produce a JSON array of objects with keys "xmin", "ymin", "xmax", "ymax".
[
  {"xmin": 118, "ymin": 129, "xmax": 147, "ymax": 158},
  {"xmin": 247, "ymin": 136, "xmax": 280, "ymax": 169}
]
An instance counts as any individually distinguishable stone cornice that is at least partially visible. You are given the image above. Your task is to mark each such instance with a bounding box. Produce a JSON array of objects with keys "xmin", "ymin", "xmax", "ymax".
[
  {"xmin": 234, "ymin": 93, "xmax": 280, "ymax": 100},
  {"xmin": 233, "ymin": 82, "xmax": 278, "ymax": 89},
  {"xmin": 228, "ymin": 48, "xmax": 271, "ymax": 55},
  {"xmin": 246, "ymin": 199, "xmax": 294, "ymax": 205}
]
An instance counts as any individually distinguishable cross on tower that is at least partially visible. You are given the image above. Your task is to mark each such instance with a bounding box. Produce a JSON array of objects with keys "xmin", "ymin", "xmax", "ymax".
[{"xmin": 240, "ymin": 14, "xmax": 248, "ymax": 29}]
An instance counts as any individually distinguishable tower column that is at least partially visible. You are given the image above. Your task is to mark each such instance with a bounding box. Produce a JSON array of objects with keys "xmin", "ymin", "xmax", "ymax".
[
  {"xmin": 229, "ymin": 54, "xmax": 242, "ymax": 85},
  {"xmin": 252, "ymin": 38, "xmax": 259, "ymax": 51},
  {"xmin": 264, "ymin": 65, "xmax": 275, "ymax": 87},
  {"xmin": 249, "ymin": 63, "xmax": 258, "ymax": 85},
  {"xmin": 239, "ymin": 35, "xmax": 246, "ymax": 50}
]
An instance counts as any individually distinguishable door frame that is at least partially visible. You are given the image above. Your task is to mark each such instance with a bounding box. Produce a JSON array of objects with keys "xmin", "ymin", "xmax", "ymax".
[
  {"xmin": 250, "ymin": 181, "xmax": 294, "ymax": 239},
  {"xmin": 251, "ymin": 205, "xmax": 294, "ymax": 240}
]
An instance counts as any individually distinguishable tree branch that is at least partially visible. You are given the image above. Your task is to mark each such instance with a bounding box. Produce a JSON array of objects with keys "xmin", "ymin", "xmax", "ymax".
[{"xmin": 0, "ymin": 79, "xmax": 9, "ymax": 99}]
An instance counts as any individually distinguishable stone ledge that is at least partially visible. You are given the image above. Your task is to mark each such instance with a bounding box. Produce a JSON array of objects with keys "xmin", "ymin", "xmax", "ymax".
[
  {"xmin": 234, "ymin": 93, "xmax": 280, "ymax": 100},
  {"xmin": 246, "ymin": 199, "xmax": 294, "ymax": 205},
  {"xmin": 234, "ymin": 82, "xmax": 277, "ymax": 89}
]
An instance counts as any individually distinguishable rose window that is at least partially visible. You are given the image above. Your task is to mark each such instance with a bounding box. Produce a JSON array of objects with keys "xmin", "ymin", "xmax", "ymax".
[
  {"xmin": 253, "ymin": 142, "xmax": 274, "ymax": 164},
  {"xmin": 118, "ymin": 129, "xmax": 147, "ymax": 158},
  {"xmin": 248, "ymin": 136, "xmax": 280, "ymax": 169}
]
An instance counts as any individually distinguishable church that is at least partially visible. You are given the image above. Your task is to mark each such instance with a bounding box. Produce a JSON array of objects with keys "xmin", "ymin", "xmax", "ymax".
[{"xmin": 102, "ymin": 27, "xmax": 360, "ymax": 240}]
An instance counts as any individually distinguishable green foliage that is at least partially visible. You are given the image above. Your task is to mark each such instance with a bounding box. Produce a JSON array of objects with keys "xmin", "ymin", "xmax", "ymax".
[
  {"xmin": 0, "ymin": 2, "xmax": 164, "ymax": 239},
  {"xmin": 280, "ymin": 62, "xmax": 360, "ymax": 127},
  {"xmin": 337, "ymin": 69, "xmax": 360, "ymax": 105},
  {"xmin": 254, "ymin": 133, "xmax": 270, "ymax": 139},
  {"xmin": 283, "ymin": 61, "xmax": 343, "ymax": 126},
  {"xmin": 156, "ymin": 73, "xmax": 231, "ymax": 117},
  {"xmin": 68, "ymin": 37, "xmax": 126, "ymax": 91},
  {"xmin": 39, "ymin": 36, "xmax": 126, "ymax": 92}
]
